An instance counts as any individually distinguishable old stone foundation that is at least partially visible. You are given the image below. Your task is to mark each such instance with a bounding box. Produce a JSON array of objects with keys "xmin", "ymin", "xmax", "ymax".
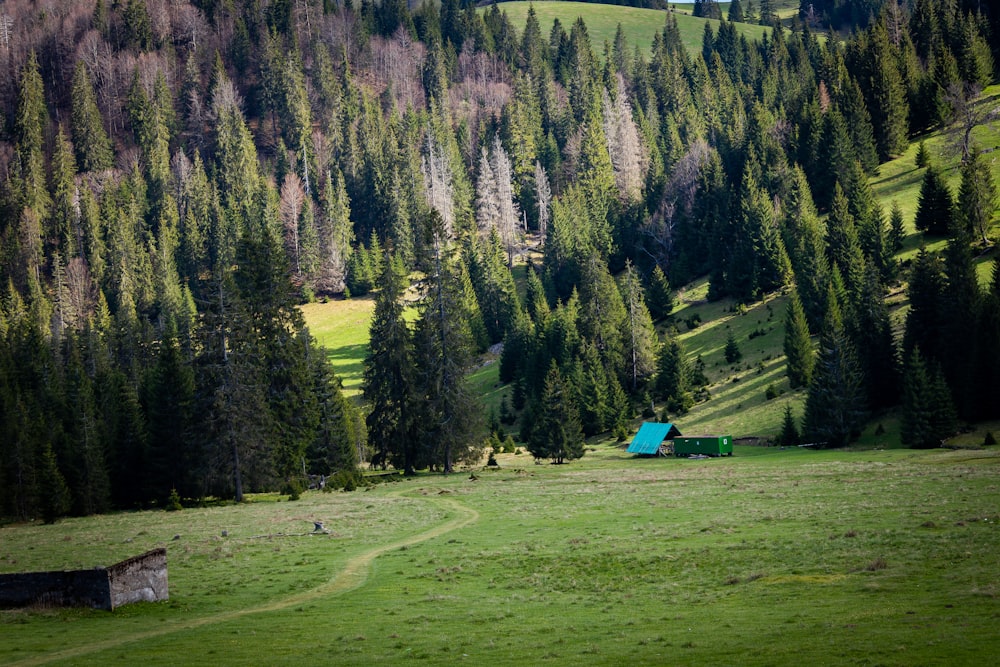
[{"xmin": 0, "ymin": 548, "xmax": 168, "ymax": 610}]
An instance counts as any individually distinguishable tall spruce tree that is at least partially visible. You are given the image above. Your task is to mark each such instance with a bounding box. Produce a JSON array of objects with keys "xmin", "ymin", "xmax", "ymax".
[
  {"xmin": 900, "ymin": 347, "xmax": 956, "ymax": 448},
  {"xmin": 956, "ymin": 148, "xmax": 998, "ymax": 244},
  {"xmin": 413, "ymin": 213, "xmax": 483, "ymax": 473},
  {"xmin": 527, "ymin": 362, "xmax": 585, "ymax": 464},
  {"xmin": 802, "ymin": 293, "xmax": 867, "ymax": 447},
  {"xmin": 914, "ymin": 163, "xmax": 955, "ymax": 236},
  {"xmin": 364, "ymin": 256, "xmax": 419, "ymax": 474},
  {"xmin": 70, "ymin": 62, "xmax": 114, "ymax": 173},
  {"xmin": 783, "ymin": 289, "xmax": 814, "ymax": 389}
]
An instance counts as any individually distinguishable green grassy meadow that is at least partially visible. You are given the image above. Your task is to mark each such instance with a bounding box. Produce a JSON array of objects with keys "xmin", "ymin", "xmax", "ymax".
[
  {"xmin": 3, "ymin": 445, "xmax": 999, "ymax": 665},
  {"xmin": 301, "ymin": 298, "xmax": 376, "ymax": 396},
  {"xmin": 493, "ymin": 2, "xmax": 770, "ymax": 57}
]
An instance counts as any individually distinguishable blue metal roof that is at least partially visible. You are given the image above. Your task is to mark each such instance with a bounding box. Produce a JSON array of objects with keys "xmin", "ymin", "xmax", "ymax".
[{"xmin": 627, "ymin": 422, "xmax": 682, "ymax": 455}]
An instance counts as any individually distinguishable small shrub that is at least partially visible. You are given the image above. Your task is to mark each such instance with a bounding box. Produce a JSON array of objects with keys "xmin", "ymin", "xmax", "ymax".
[
  {"xmin": 487, "ymin": 452, "xmax": 498, "ymax": 467},
  {"xmin": 765, "ymin": 384, "xmax": 779, "ymax": 400},
  {"xmin": 748, "ymin": 327, "xmax": 767, "ymax": 340},
  {"xmin": 328, "ymin": 469, "xmax": 366, "ymax": 491},
  {"xmin": 984, "ymin": 431, "xmax": 997, "ymax": 446},
  {"xmin": 281, "ymin": 478, "xmax": 305, "ymax": 501},
  {"xmin": 166, "ymin": 488, "xmax": 183, "ymax": 512},
  {"xmin": 685, "ymin": 313, "xmax": 702, "ymax": 330},
  {"xmin": 875, "ymin": 423, "xmax": 886, "ymax": 436}
]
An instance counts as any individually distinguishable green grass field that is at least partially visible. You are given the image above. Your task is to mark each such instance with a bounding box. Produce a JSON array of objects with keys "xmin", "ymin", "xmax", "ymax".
[
  {"xmin": 301, "ymin": 297, "xmax": 376, "ymax": 396},
  {"xmin": 493, "ymin": 2, "xmax": 770, "ymax": 57},
  {"xmin": 3, "ymin": 445, "xmax": 999, "ymax": 665}
]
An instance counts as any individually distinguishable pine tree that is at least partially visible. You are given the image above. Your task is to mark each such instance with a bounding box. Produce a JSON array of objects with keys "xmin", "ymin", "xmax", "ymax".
[
  {"xmin": 802, "ymin": 300, "xmax": 867, "ymax": 448},
  {"xmin": 468, "ymin": 230, "xmax": 520, "ymax": 345},
  {"xmin": 144, "ymin": 322, "xmax": 196, "ymax": 502},
  {"xmin": 528, "ymin": 362, "xmax": 585, "ymax": 464},
  {"xmin": 848, "ymin": 264, "xmax": 900, "ymax": 410},
  {"xmin": 724, "ymin": 330, "xmax": 742, "ymax": 364},
  {"xmin": 364, "ymin": 256, "xmax": 419, "ymax": 474},
  {"xmin": 903, "ymin": 247, "xmax": 947, "ymax": 366},
  {"xmin": 888, "ymin": 200, "xmax": 906, "ymax": 253},
  {"xmin": 900, "ymin": 348, "xmax": 956, "ymax": 449},
  {"xmin": 621, "ymin": 261, "xmax": 657, "ymax": 391},
  {"xmin": 70, "ymin": 62, "xmax": 114, "ymax": 173},
  {"xmin": 656, "ymin": 335, "xmax": 692, "ymax": 415},
  {"xmin": 576, "ymin": 343, "xmax": 609, "ymax": 436},
  {"xmin": 862, "ymin": 19, "xmax": 910, "ymax": 160},
  {"xmin": 914, "ymin": 163, "xmax": 954, "ymax": 236},
  {"xmin": 777, "ymin": 403, "xmax": 800, "ymax": 447},
  {"xmin": 940, "ymin": 231, "xmax": 981, "ymax": 418},
  {"xmin": 784, "ymin": 290, "xmax": 814, "ymax": 389},
  {"xmin": 12, "ymin": 52, "xmax": 51, "ymax": 221},
  {"xmin": 645, "ymin": 265, "xmax": 673, "ymax": 322},
  {"xmin": 413, "ymin": 214, "xmax": 483, "ymax": 473},
  {"xmin": 956, "ymin": 148, "xmax": 997, "ymax": 244},
  {"xmin": 825, "ymin": 183, "xmax": 865, "ymax": 297},
  {"xmin": 728, "ymin": 0, "xmax": 745, "ymax": 22}
]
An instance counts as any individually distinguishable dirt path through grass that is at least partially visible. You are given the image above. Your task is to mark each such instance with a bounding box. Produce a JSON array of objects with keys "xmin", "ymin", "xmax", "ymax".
[{"xmin": 11, "ymin": 492, "xmax": 478, "ymax": 667}]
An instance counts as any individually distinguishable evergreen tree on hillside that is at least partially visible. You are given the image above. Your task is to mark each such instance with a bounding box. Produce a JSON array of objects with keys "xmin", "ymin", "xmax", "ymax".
[
  {"xmin": 956, "ymin": 148, "xmax": 998, "ymax": 244},
  {"xmin": 621, "ymin": 261, "xmax": 657, "ymax": 391},
  {"xmin": 70, "ymin": 62, "xmax": 113, "ymax": 173},
  {"xmin": 802, "ymin": 294, "xmax": 867, "ymax": 448},
  {"xmin": 364, "ymin": 257, "xmax": 419, "ymax": 474},
  {"xmin": 940, "ymin": 231, "xmax": 981, "ymax": 418},
  {"xmin": 888, "ymin": 200, "xmax": 906, "ymax": 253},
  {"xmin": 903, "ymin": 247, "xmax": 947, "ymax": 366},
  {"xmin": 413, "ymin": 214, "xmax": 483, "ymax": 473},
  {"xmin": 527, "ymin": 362, "xmax": 585, "ymax": 464},
  {"xmin": 914, "ymin": 163, "xmax": 955, "ymax": 236},
  {"xmin": 778, "ymin": 403, "xmax": 800, "ymax": 447},
  {"xmin": 656, "ymin": 335, "xmax": 692, "ymax": 415},
  {"xmin": 900, "ymin": 347, "xmax": 957, "ymax": 448},
  {"xmin": 848, "ymin": 264, "xmax": 900, "ymax": 410},
  {"xmin": 784, "ymin": 289, "xmax": 814, "ymax": 389},
  {"xmin": 645, "ymin": 265, "xmax": 673, "ymax": 322}
]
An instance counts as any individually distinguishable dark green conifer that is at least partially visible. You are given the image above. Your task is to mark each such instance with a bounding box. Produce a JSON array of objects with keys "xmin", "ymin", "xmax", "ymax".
[
  {"xmin": 527, "ymin": 362, "xmax": 585, "ymax": 464},
  {"xmin": 956, "ymin": 148, "xmax": 998, "ymax": 244},
  {"xmin": 70, "ymin": 62, "xmax": 114, "ymax": 173},
  {"xmin": 802, "ymin": 297, "xmax": 867, "ymax": 448},
  {"xmin": 784, "ymin": 290, "xmax": 814, "ymax": 389},
  {"xmin": 914, "ymin": 163, "xmax": 955, "ymax": 236}
]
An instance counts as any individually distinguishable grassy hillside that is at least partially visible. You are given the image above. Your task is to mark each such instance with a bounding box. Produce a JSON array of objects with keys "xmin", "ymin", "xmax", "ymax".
[
  {"xmin": 3, "ymin": 445, "xmax": 999, "ymax": 665},
  {"xmin": 870, "ymin": 84, "xmax": 1000, "ymax": 277},
  {"xmin": 301, "ymin": 297, "xmax": 376, "ymax": 396},
  {"xmin": 494, "ymin": 1, "xmax": 770, "ymax": 57}
]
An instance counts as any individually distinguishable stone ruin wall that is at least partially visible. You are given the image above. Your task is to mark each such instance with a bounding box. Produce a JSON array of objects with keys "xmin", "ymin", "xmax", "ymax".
[
  {"xmin": 107, "ymin": 548, "xmax": 169, "ymax": 608},
  {"xmin": 0, "ymin": 548, "xmax": 168, "ymax": 611}
]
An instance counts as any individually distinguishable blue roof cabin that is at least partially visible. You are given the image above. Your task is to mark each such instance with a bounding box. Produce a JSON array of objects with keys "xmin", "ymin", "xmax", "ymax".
[{"xmin": 627, "ymin": 422, "xmax": 682, "ymax": 456}]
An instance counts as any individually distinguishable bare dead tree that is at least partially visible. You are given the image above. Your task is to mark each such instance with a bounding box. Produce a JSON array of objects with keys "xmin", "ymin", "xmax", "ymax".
[
  {"xmin": 422, "ymin": 132, "xmax": 455, "ymax": 236},
  {"xmin": 534, "ymin": 160, "xmax": 551, "ymax": 244},
  {"xmin": 946, "ymin": 82, "xmax": 1000, "ymax": 163},
  {"xmin": 602, "ymin": 75, "xmax": 648, "ymax": 203},
  {"xmin": 280, "ymin": 172, "xmax": 306, "ymax": 277}
]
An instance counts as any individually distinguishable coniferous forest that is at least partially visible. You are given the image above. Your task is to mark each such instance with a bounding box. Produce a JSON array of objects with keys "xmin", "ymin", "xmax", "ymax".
[{"xmin": 0, "ymin": 0, "xmax": 998, "ymax": 521}]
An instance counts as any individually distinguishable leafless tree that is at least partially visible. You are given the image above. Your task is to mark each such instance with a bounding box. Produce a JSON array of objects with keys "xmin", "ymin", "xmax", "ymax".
[
  {"xmin": 946, "ymin": 82, "xmax": 1000, "ymax": 163},
  {"xmin": 642, "ymin": 139, "xmax": 710, "ymax": 266},
  {"xmin": 280, "ymin": 172, "xmax": 306, "ymax": 277},
  {"xmin": 602, "ymin": 75, "xmax": 648, "ymax": 203},
  {"xmin": 534, "ymin": 161, "xmax": 551, "ymax": 244},
  {"xmin": 422, "ymin": 133, "xmax": 455, "ymax": 236},
  {"xmin": 491, "ymin": 134, "xmax": 521, "ymax": 263}
]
